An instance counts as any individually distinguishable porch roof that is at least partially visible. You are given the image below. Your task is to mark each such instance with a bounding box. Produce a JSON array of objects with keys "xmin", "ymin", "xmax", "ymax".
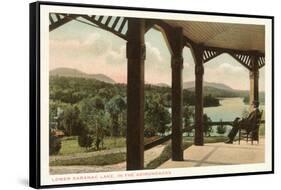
[{"xmin": 164, "ymin": 20, "xmax": 265, "ymax": 54}]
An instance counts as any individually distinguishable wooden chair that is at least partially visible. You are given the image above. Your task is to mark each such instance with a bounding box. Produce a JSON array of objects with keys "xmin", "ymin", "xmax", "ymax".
[{"xmin": 238, "ymin": 110, "xmax": 263, "ymax": 145}]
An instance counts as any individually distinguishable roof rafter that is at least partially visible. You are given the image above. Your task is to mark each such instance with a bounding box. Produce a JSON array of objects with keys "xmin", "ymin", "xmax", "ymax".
[
  {"xmin": 202, "ymin": 46, "xmax": 265, "ymax": 70},
  {"xmin": 257, "ymin": 56, "xmax": 265, "ymax": 69},
  {"xmin": 80, "ymin": 15, "xmax": 128, "ymax": 40},
  {"xmin": 202, "ymin": 49, "xmax": 223, "ymax": 64},
  {"xmin": 203, "ymin": 46, "xmax": 264, "ymax": 57},
  {"xmin": 49, "ymin": 13, "xmax": 78, "ymax": 31},
  {"xmin": 228, "ymin": 53, "xmax": 252, "ymax": 70},
  {"xmin": 49, "ymin": 13, "xmax": 129, "ymax": 40}
]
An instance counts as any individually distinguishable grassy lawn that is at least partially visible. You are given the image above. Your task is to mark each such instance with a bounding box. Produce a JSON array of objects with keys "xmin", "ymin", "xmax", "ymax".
[
  {"xmin": 59, "ymin": 136, "xmax": 126, "ymax": 155},
  {"xmin": 59, "ymin": 136, "xmax": 162, "ymax": 155},
  {"xmin": 53, "ymin": 135, "xmax": 236, "ymax": 167},
  {"xmin": 50, "ymin": 152, "xmax": 126, "ymax": 166}
]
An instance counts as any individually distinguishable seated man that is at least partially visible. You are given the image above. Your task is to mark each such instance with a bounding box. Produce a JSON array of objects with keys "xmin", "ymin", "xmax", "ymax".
[{"xmin": 225, "ymin": 101, "xmax": 261, "ymax": 144}]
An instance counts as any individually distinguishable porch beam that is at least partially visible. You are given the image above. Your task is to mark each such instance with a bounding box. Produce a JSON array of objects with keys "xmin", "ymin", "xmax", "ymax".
[
  {"xmin": 192, "ymin": 44, "xmax": 204, "ymax": 146},
  {"xmin": 249, "ymin": 55, "xmax": 259, "ymax": 107},
  {"xmin": 170, "ymin": 27, "xmax": 184, "ymax": 161},
  {"xmin": 126, "ymin": 18, "xmax": 146, "ymax": 170}
]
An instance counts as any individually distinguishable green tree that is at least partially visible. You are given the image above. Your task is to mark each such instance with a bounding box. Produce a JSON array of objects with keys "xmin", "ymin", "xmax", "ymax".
[
  {"xmin": 183, "ymin": 105, "xmax": 194, "ymax": 136},
  {"xmin": 204, "ymin": 94, "xmax": 220, "ymax": 107},
  {"xmin": 61, "ymin": 105, "xmax": 83, "ymax": 136},
  {"xmin": 49, "ymin": 100, "xmax": 67, "ymax": 131},
  {"xmin": 120, "ymin": 111, "xmax": 127, "ymax": 137},
  {"xmin": 49, "ymin": 100, "xmax": 58, "ymax": 124},
  {"xmin": 161, "ymin": 92, "xmax": 171, "ymax": 107},
  {"xmin": 93, "ymin": 111, "xmax": 111, "ymax": 150},
  {"xmin": 203, "ymin": 114, "xmax": 213, "ymax": 137},
  {"xmin": 106, "ymin": 95, "xmax": 126, "ymax": 137},
  {"xmin": 49, "ymin": 129, "xmax": 62, "ymax": 155},
  {"xmin": 79, "ymin": 96, "xmax": 107, "ymax": 150},
  {"xmin": 98, "ymin": 88, "xmax": 113, "ymax": 100},
  {"xmin": 145, "ymin": 94, "xmax": 171, "ymax": 136},
  {"xmin": 157, "ymin": 105, "xmax": 171, "ymax": 135}
]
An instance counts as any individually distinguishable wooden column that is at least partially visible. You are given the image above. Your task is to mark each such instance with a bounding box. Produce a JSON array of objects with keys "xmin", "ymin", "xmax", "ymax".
[
  {"xmin": 193, "ymin": 45, "xmax": 204, "ymax": 146},
  {"xmin": 126, "ymin": 18, "xmax": 145, "ymax": 170},
  {"xmin": 249, "ymin": 55, "xmax": 259, "ymax": 107},
  {"xmin": 171, "ymin": 28, "xmax": 184, "ymax": 161}
]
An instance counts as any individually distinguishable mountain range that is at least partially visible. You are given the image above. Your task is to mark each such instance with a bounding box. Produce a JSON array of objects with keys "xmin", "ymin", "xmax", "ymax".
[
  {"xmin": 182, "ymin": 81, "xmax": 234, "ymax": 91},
  {"xmin": 50, "ymin": 67, "xmax": 264, "ymax": 99},
  {"xmin": 155, "ymin": 81, "xmax": 235, "ymax": 90},
  {"xmin": 50, "ymin": 68, "xmax": 115, "ymax": 84}
]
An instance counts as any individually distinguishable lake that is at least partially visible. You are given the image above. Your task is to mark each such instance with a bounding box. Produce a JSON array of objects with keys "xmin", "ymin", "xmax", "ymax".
[
  {"xmin": 205, "ymin": 97, "xmax": 249, "ymax": 121},
  {"xmin": 203, "ymin": 97, "xmax": 264, "ymax": 136},
  {"xmin": 205, "ymin": 97, "xmax": 264, "ymax": 121},
  {"xmin": 168, "ymin": 97, "xmax": 264, "ymax": 136}
]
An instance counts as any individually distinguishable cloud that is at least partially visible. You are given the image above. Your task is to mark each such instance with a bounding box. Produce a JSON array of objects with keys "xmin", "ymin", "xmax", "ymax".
[
  {"xmin": 218, "ymin": 62, "xmax": 244, "ymax": 73},
  {"xmin": 146, "ymin": 42, "xmax": 164, "ymax": 64},
  {"xmin": 50, "ymin": 30, "xmax": 206, "ymax": 85},
  {"xmin": 105, "ymin": 45, "xmax": 126, "ymax": 65},
  {"xmin": 50, "ymin": 32, "xmax": 112, "ymax": 58},
  {"xmin": 203, "ymin": 62, "xmax": 249, "ymax": 90},
  {"xmin": 101, "ymin": 40, "xmax": 171, "ymax": 84},
  {"xmin": 50, "ymin": 32, "xmax": 127, "ymax": 82},
  {"xmin": 104, "ymin": 41, "xmax": 166, "ymax": 65},
  {"xmin": 50, "ymin": 30, "xmax": 255, "ymax": 89}
]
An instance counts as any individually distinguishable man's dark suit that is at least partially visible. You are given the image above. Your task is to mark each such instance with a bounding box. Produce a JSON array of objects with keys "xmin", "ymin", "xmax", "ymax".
[{"xmin": 227, "ymin": 108, "xmax": 261, "ymax": 141}]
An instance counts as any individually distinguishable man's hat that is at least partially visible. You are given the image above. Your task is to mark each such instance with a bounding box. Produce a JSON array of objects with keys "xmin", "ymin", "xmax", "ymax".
[{"xmin": 252, "ymin": 100, "xmax": 259, "ymax": 107}]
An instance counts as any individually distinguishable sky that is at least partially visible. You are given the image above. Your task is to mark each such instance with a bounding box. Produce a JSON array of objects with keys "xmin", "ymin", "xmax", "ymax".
[{"xmin": 50, "ymin": 18, "xmax": 265, "ymax": 91}]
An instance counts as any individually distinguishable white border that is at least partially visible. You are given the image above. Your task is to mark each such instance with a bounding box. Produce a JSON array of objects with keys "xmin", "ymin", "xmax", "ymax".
[{"xmin": 40, "ymin": 4, "xmax": 273, "ymax": 186}]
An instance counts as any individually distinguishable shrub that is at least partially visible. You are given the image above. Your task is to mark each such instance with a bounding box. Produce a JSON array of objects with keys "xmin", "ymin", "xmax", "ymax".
[
  {"xmin": 144, "ymin": 127, "xmax": 156, "ymax": 137},
  {"xmin": 78, "ymin": 132, "xmax": 94, "ymax": 150},
  {"xmin": 217, "ymin": 122, "xmax": 226, "ymax": 135},
  {"xmin": 49, "ymin": 130, "xmax": 62, "ymax": 155}
]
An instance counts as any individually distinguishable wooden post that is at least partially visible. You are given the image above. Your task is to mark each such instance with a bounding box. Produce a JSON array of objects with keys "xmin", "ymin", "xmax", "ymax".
[
  {"xmin": 171, "ymin": 28, "xmax": 184, "ymax": 161},
  {"xmin": 193, "ymin": 45, "xmax": 204, "ymax": 146},
  {"xmin": 249, "ymin": 55, "xmax": 259, "ymax": 108},
  {"xmin": 126, "ymin": 18, "xmax": 145, "ymax": 170}
]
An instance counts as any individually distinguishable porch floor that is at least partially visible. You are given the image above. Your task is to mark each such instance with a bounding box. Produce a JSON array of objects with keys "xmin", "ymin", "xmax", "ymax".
[{"xmin": 158, "ymin": 138, "xmax": 265, "ymax": 168}]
